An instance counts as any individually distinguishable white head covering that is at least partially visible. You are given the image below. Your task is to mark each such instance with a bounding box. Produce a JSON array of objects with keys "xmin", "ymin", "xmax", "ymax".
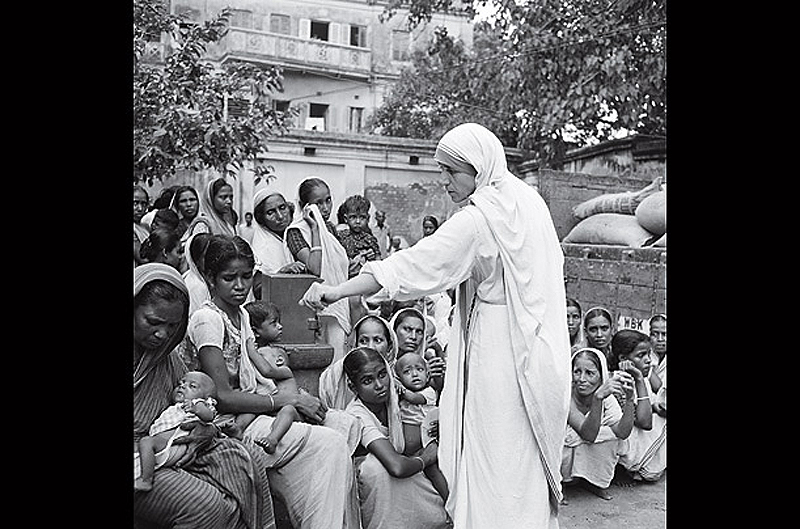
[
  {"xmin": 184, "ymin": 178, "xmax": 237, "ymax": 239},
  {"xmin": 287, "ymin": 202, "xmax": 351, "ymax": 334},
  {"xmin": 566, "ymin": 347, "xmax": 623, "ymax": 446},
  {"xmin": 251, "ymin": 187, "xmax": 295, "ymax": 275},
  {"xmin": 434, "ymin": 123, "xmax": 572, "ymax": 508}
]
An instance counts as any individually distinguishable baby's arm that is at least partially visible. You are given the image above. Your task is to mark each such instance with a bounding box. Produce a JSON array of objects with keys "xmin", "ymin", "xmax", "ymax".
[
  {"xmin": 401, "ymin": 389, "xmax": 428, "ymax": 405},
  {"xmin": 248, "ymin": 341, "xmax": 294, "ymax": 381}
]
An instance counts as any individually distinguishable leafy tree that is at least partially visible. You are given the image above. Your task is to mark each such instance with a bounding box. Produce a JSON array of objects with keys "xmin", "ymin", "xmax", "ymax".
[
  {"xmin": 372, "ymin": 0, "xmax": 666, "ymax": 167},
  {"xmin": 133, "ymin": 0, "xmax": 296, "ymax": 185}
]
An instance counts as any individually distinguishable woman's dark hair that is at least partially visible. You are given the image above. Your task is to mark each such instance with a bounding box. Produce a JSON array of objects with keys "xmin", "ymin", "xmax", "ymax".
[
  {"xmin": 583, "ymin": 307, "xmax": 612, "ymax": 329},
  {"xmin": 422, "ymin": 215, "xmax": 439, "ymax": 229},
  {"xmin": 649, "ymin": 314, "xmax": 667, "ymax": 326},
  {"xmin": 173, "ymin": 186, "xmax": 199, "ymax": 206},
  {"xmin": 133, "ymin": 185, "xmax": 150, "ymax": 202},
  {"xmin": 566, "ymin": 297, "xmax": 582, "ymax": 314},
  {"xmin": 139, "ymin": 228, "xmax": 181, "ymax": 262},
  {"xmin": 152, "ymin": 186, "xmax": 179, "ymax": 210},
  {"xmin": 343, "ymin": 347, "xmax": 384, "ymax": 384},
  {"xmin": 611, "ymin": 329, "xmax": 651, "ymax": 363},
  {"xmin": 203, "ymin": 235, "xmax": 255, "ymax": 280},
  {"xmin": 392, "ymin": 307, "xmax": 424, "ymax": 331},
  {"xmin": 134, "ymin": 279, "xmax": 189, "ymax": 315},
  {"xmin": 244, "ymin": 300, "xmax": 281, "ymax": 328},
  {"xmin": 298, "ymin": 177, "xmax": 329, "ymax": 207},
  {"xmin": 188, "ymin": 233, "xmax": 213, "ymax": 272},
  {"xmin": 572, "ymin": 349, "xmax": 604, "ymax": 381},
  {"xmin": 153, "ymin": 208, "xmax": 180, "ymax": 231}
]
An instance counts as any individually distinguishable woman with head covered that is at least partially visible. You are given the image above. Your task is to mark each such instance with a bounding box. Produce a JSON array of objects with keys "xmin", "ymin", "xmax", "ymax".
[{"xmin": 301, "ymin": 123, "xmax": 571, "ymax": 528}]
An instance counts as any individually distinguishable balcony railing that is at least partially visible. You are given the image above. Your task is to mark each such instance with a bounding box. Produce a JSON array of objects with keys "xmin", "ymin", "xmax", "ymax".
[{"xmin": 209, "ymin": 28, "xmax": 372, "ymax": 77}]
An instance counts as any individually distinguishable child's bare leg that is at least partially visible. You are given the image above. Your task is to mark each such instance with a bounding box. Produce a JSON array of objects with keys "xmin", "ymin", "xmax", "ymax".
[
  {"xmin": 255, "ymin": 405, "xmax": 299, "ymax": 454},
  {"xmin": 423, "ymin": 462, "xmax": 449, "ymax": 502}
]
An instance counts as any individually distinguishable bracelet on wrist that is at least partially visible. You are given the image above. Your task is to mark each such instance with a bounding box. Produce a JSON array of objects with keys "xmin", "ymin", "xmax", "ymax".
[
  {"xmin": 636, "ymin": 396, "xmax": 650, "ymax": 402},
  {"xmin": 309, "ymin": 246, "xmax": 322, "ymax": 253},
  {"xmin": 413, "ymin": 456, "xmax": 426, "ymax": 472}
]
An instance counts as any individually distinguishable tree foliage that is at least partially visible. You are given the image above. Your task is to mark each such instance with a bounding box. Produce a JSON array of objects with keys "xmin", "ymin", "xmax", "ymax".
[
  {"xmin": 372, "ymin": 0, "xmax": 666, "ymax": 167},
  {"xmin": 133, "ymin": 0, "xmax": 296, "ymax": 185}
]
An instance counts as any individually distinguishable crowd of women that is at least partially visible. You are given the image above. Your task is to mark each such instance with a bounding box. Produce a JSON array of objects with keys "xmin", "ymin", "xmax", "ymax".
[{"xmin": 133, "ymin": 123, "xmax": 665, "ymax": 529}]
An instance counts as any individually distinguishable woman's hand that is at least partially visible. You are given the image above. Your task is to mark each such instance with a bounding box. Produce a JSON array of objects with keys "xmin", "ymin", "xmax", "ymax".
[
  {"xmin": 618, "ymin": 359, "xmax": 644, "ymax": 381},
  {"xmin": 426, "ymin": 356, "xmax": 446, "ymax": 379},
  {"xmin": 293, "ymin": 389, "xmax": 327, "ymax": 424},
  {"xmin": 171, "ymin": 422, "xmax": 220, "ymax": 467},
  {"xmin": 300, "ymin": 282, "xmax": 338, "ymax": 312},
  {"xmin": 279, "ymin": 261, "xmax": 307, "ymax": 274},
  {"xmin": 302, "ymin": 204, "xmax": 318, "ymax": 230}
]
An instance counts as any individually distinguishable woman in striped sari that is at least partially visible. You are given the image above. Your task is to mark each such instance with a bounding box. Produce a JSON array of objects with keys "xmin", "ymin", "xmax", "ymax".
[{"xmin": 134, "ymin": 263, "xmax": 275, "ymax": 529}]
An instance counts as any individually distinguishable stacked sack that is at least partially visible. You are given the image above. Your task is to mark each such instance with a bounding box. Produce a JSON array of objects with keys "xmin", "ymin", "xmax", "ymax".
[{"xmin": 562, "ymin": 176, "xmax": 666, "ymax": 248}]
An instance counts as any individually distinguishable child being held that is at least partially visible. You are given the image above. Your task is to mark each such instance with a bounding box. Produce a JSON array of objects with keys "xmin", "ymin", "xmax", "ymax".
[
  {"xmin": 338, "ymin": 195, "xmax": 381, "ymax": 278},
  {"xmin": 395, "ymin": 352, "xmax": 449, "ymax": 501},
  {"xmin": 134, "ymin": 371, "xmax": 218, "ymax": 492},
  {"xmin": 231, "ymin": 301, "xmax": 300, "ymax": 453}
]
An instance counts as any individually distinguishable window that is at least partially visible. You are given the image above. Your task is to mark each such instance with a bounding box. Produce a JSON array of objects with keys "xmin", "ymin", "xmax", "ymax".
[
  {"xmin": 270, "ymin": 14, "xmax": 291, "ymax": 35},
  {"xmin": 306, "ymin": 103, "xmax": 328, "ymax": 131},
  {"xmin": 272, "ymin": 100, "xmax": 291, "ymax": 113},
  {"xmin": 310, "ymin": 21, "xmax": 329, "ymax": 41},
  {"xmin": 350, "ymin": 25, "xmax": 367, "ymax": 47},
  {"xmin": 392, "ymin": 30, "xmax": 410, "ymax": 61},
  {"xmin": 230, "ymin": 9, "xmax": 253, "ymax": 29},
  {"xmin": 349, "ymin": 107, "xmax": 364, "ymax": 133}
]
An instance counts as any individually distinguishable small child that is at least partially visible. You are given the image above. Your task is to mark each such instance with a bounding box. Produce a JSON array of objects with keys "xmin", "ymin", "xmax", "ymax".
[
  {"xmin": 134, "ymin": 371, "xmax": 218, "ymax": 492},
  {"xmin": 231, "ymin": 301, "xmax": 301, "ymax": 453},
  {"xmin": 395, "ymin": 352, "xmax": 449, "ymax": 501},
  {"xmin": 338, "ymin": 195, "xmax": 381, "ymax": 278}
]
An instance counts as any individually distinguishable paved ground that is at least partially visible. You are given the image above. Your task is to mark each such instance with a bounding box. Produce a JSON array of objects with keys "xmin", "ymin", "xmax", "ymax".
[{"xmin": 558, "ymin": 473, "xmax": 666, "ymax": 529}]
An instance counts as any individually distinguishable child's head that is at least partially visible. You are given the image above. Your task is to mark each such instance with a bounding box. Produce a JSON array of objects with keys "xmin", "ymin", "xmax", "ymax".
[
  {"xmin": 172, "ymin": 371, "xmax": 217, "ymax": 403},
  {"xmin": 343, "ymin": 347, "xmax": 391, "ymax": 405},
  {"xmin": 245, "ymin": 300, "xmax": 283, "ymax": 346},
  {"xmin": 583, "ymin": 307, "xmax": 613, "ymax": 350},
  {"xmin": 649, "ymin": 314, "xmax": 667, "ymax": 355},
  {"xmin": 422, "ymin": 215, "xmax": 439, "ymax": 237},
  {"xmin": 611, "ymin": 329, "xmax": 652, "ymax": 376},
  {"xmin": 151, "ymin": 208, "xmax": 180, "ymax": 232},
  {"xmin": 341, "ymin": 195, "xmax": 371, "ymax": 234},
  {"xmin": 354, "ymin": 315, "xmax": 395, "ymax": 362},
  {"xmin": 394, "ymin": 352, "xmax": 429, "ymax": 392},
  {"xmin": 140, "ymin": 228, "xmax": 183, "ymax": 270},
  {"xmin": 571, "ymin": 348, "xmax": 605, "ymax": 398},
  {"xmin": 392, "ymin": 308, "xmax": 425, "ymax": 357},
  {"xmin": 298, "ymin": 177, "xmax": 332, "ymax": 221},
  {"xmin": 566, "ymin": 298, "xmax": 583, "ymax": 340}
]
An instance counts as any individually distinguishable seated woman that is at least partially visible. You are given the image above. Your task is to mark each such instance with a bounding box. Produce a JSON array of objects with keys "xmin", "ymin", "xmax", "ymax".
[
  {"xmin": 612, "ymin": 329, "xmax": 666, "ymax": 485},
  {"xmin": 343, "ymin": 347, "xmax": 451, "ymax": 529},
  {"xmin": 133, "ymin": 263, "xmax": 273, "ymax": 529},
  {"xmin": 561, "ymin": 348, "xmax": 636, "ymax": 501},
  {"xmin": 185, "ymin": 234, "xmax": 360, "ymax": 529}
]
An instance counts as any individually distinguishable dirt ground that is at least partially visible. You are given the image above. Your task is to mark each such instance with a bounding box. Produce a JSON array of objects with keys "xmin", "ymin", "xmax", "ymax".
[{"xmin": 558, "ymin": 473, "xmax": 666, "ymax": 529}]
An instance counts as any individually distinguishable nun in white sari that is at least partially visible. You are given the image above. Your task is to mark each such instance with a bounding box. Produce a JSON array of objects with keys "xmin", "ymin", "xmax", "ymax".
[{"xmin": 301, "ymin": 123, "xmax": 571, "ymax": 528}]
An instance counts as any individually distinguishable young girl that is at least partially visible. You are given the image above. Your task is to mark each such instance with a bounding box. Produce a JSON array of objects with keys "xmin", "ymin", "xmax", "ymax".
[
  {"xmin": 566, "ymin": 298, "xmax": 586, "ymax": 351},
  {"xmin": 562, "ymin": 348, "xmax": 636, "ymax": 501},
  {"xmin": 134, "ymin": 371, "xmax": 219, "ymax": 492},
  {"xmin": 612, "ymin": 329, "xmax": 666, "ymax": 485},
  {"xmin": 583, "ymin": 306, "xmax": 615, "ymax": 369},
  {"xmin": 139, "ymin": 227, "xmax": 183, "ymax": 271},
  {"xmin": 318, "ymin": 314, "xmax": 398, "ymax": 410},
  {"xmin": 285, "ymin": 177, "xmax": 352, "ymax": 361},
  {"xmin": 343, "ymin": 347, "xmax": 450, "ymax": 529},
  {"xmin": 394, "ymin": 352, "xmax": 449, "ymax": 501}
]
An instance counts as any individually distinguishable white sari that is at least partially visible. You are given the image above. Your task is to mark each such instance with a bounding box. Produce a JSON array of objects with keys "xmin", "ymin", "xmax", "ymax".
[{"xmin": 361, "ymin": 123, "xmax": 570, "ymax": 528}]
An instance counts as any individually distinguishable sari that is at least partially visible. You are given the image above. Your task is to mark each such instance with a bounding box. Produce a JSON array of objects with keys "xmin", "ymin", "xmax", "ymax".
[
  {"xmin": 287, "ymin": 203, "xmax": 351, "ymax": 361},
  {"xmin": 251, "ymin": 188, "xmax": 295, "ymax": 275},
  {"xmin": 361, "ymin": 123, "xmax": 570, "ymax": 528},
  {"xmin": 186, "ymin": 299, "xmax": 361, "ymax": 529},
  {"xmin": 181, "ymin": 231, "xmax": 211, "ymax": 317},
  {"xmin": 618, "ymin": 371, "xmax": 667, "ymax": 481},
  {"xmin": 318, "ymin": 315, "xmax": 399, "ymax": 410},
  {"xmin": 344, "ymin": 349, "xmax": 450, "ymax": 529},
  {"xmin": 561, "ymin": 348, "xmax": 624, "ymax": 489},
  {"xmin": 133, "ymin": 263, "xmax": 274, "ymax": 529},
  {"xmin": 182, "ymin": 179, "xmax": 237, "ymax": 243}
]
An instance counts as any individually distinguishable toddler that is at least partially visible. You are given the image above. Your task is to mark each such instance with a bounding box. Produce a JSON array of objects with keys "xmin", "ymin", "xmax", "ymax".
[
  {"xmin": 134, "ymin": 371, "xmax": 218, "ymax": 492},
  {"xmin": 338, "ymin": 195, "xmax": 381, "ymax": 277},
  {"xmin": 395, "ymin": 352, "xmax": 449, "ymax": 501}
]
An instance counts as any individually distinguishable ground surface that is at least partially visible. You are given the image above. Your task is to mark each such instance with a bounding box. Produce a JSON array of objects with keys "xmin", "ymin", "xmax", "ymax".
[
  {"xmin": 273, "ymin": 472, "xmax": 666, "ymax": 528},
  {"xmin": 559, "ymin": 473, "xmax": 666, "ymax": 529}
]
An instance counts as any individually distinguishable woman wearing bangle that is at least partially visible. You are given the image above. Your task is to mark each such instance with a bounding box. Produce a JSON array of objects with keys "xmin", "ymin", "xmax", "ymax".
[
  {"xmin": 611, "ymin": 329, "xmax": 666, "ymax": 486},
  {"xmin": 343, "ymin": 347, "xmax": 450, "ymax": 529}
]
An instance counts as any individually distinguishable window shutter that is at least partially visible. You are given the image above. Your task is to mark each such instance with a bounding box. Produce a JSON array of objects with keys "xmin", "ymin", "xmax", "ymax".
[
  {"xmin": 299, "ymin": 18, "xmax": 310, "ymax": 39},
  {"xmin": 330, "ymin": 22, "xmax": 341, "ymax": 44}
]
